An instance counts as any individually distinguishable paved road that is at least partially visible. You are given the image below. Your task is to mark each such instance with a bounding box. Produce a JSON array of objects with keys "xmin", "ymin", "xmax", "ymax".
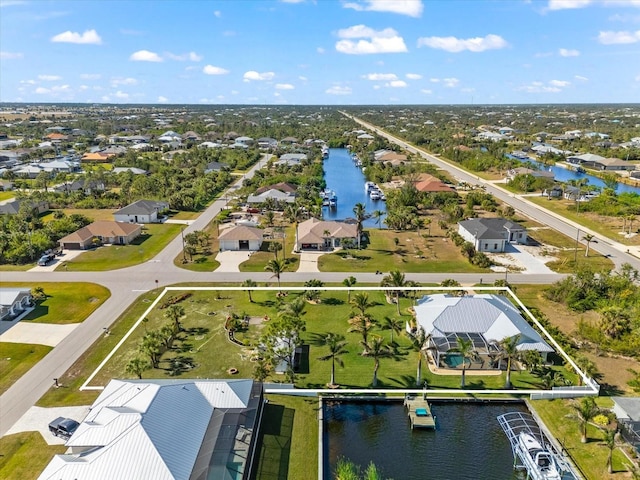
[{"xmin": 344, "ymin": 113, "xmax": 640, "ymax": 272}]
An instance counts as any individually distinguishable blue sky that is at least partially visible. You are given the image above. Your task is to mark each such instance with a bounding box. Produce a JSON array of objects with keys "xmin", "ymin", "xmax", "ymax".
[{"xmin": 1, "ymin": 0, "xmax": 639, "ymax": 105}]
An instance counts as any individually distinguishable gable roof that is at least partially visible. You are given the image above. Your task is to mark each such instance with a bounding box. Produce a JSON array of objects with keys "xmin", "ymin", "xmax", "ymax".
[
  {"xmin": 459, "ymin": 218, "xmax": 525, "ymax": 240},
  {"xmin": 114, "ymin": 200, "xmax": 168, "ymax": 216},
  {"xmin": 59, "ymin": 221, "xmax": 141, "ymax": 243},
  {"xmin": 255, "ymin": 182, "xmax": 297, "ymax": 195},
  {"xmin": 414, "ymin": 175, "xmax": 456, "ymax": 193}
]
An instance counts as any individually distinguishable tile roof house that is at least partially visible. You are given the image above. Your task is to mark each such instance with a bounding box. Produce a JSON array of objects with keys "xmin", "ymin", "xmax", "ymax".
[
  {"xmin": 295, "ymin": 218, "xmax": 358, "ymax": 251},
  {"xmin": 38, "ymin": 379, "xmax": 263, "ymax": 480},
  {"xmin": 218, "ymin": 225, "xmax": 264, "ymax": 252},
  {"xmin": 58, "ymin": 221, "xmax": 142, "ymax": 250},
  {"xmin": 414, "ymin": 175, "xmax": 456, "ymax": 193},
  {"xmin": 246, "ymin": 188, "xmax": 296, "ymax": 205},
  {"xmin": 254, "ymin": 182, "xmax": 297, "ymax": 195},
  {"xmin": 0, "ymin": 288, "xmax": 33, "ymax": 321},
  {"xmin": 113, "ymin": 200, "xmax": 169, "ymax": 224},
  {"xmin": 458, "ymin": 218, "xmax": 527, "ymax": 253},
  {"xmin": 414, "ymin": 294, "xmax": 554, "ymax": 368}
]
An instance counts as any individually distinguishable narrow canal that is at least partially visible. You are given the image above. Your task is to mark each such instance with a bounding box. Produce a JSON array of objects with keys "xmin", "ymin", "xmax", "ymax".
[
  {"xmin": 322, "ymin": 148, "xmax": 387, "ymax": 228},
  {"xmin": 324, "ymin": 401, "xmax": 527, "ymax": 479}
]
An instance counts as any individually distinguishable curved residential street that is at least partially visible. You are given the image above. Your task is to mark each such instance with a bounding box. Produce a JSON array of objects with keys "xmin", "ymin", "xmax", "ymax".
[{"xmin": 2, "ymin": 127, "xmax": 637, "ymax": 437}]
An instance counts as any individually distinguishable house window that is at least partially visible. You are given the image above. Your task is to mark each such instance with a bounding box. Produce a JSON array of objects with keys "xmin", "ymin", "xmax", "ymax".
[
  {"xmin": 484, "ymin": 243, "xmax": 488, "ymax": 249},
  {"xmin": 494, "ymin": 243, "xmax": 498, "ymax": 250}
]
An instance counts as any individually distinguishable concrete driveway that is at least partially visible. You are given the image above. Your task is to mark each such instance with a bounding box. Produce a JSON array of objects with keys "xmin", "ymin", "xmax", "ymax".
[
  {"xmin": 0, "ymin": 322, "xmax": 81, "ymax": 346},
  {"xmin": 488, "ymin": 244, "xmax": 555, "ymax": 275},
  {"xmin": 5, "ymin": 405, "xmax": 91, "ymax": 445},
  {"xmin": 215, "ymin": 250, "xmax": 253, "ymax": 272},
  {"xmin": 297, "ymin": 252, "xmax": 323, "ymax": 273},
  {"xmin": 27, "ymin": 250, "xmax": 85, "ymax": 272}
]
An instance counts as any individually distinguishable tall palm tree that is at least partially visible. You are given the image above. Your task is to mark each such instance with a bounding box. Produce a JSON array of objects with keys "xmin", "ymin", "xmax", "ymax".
[
  {"xmin": 241, "ymin": 279, "xmax": 257, "ymax": 303},
  {"xmin": 348, "ymin": 314, "xmax": 376, "ymax": 346},
  {"xmin": 318, "ymin": 333, "xmax": 348, "ymax": 386},
  {"xmin": 342, "ymin": 276, "xmax": 357, "ymax": 303},
  {"xmin": 409, "ymin": 328, "xmax": 431, "ymax": 387},
  {"xmin": 451, "ymin": 336, "xmax": 477, "ymax": 388},
  {"xmin": 323, "ymin": 229, "xmax": 332, "ymax": 250},
  {"xmin": 361, "ymin": 336, "xmax": 393, "ymax": 387},
  {"xmin": 279, "ymin": 296, "xmax": 306, "ymax": 321},
  {"xmin": 497, "ymin": 335, "xmax": 520, "ymax": 389},
  {"xmin": 601, "ymin": 428, "xmax": 617, "ymax": 474},
  {"xmin": 265, "ymin": 258, "xmax": 285, "ymax": 290},
  {"xmin": 380, "ymin": 269, "xmax": 406, "ymax": 315},
  {"xmin": 353, "ymin": 202, "xmax": 366, "ymax": 249},
  {"xmin": 380, "ymin": 316, "xmax": 403, "ymax": 344},
  {"xmin": 582, "ymin": 233, "xmax": 595, "ymax": 257},
  {"xmin": 372, "ymin": 209, "xmax": 384, "ymax": 229},
  {"xmin": 285, "ymin": 203, "xmax": 304, "ymax": 252},
  {"xmin": 572, "ymin": 397, "xmax": 599, "ymax": 443},
  {"xmin": 350, "ymin": 291, "xmax": 372, "ymax": 317}
]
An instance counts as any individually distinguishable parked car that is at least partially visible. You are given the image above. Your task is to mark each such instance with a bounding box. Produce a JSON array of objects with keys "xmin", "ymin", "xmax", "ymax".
[
  {"xmin": 48, "ymin": 417, "xmax": 79, "ymax": 439},
  {"xmin": 37, "ymin": 253, "xmax": 56, "ymax": 266}
]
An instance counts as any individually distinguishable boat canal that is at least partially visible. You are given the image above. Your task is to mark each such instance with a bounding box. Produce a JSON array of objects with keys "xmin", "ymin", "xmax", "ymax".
[{"xmin": 322, "ymin": 148, "xmax": 387, "ymax": 228}]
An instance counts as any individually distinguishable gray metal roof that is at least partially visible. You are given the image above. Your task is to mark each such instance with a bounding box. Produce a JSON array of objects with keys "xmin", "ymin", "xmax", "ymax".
[
  {"xmin": 114, "ymin": 200, "xmax": 168, "ymax": 216},
  {"xmin": 613, "ymin": 397, "xmax": 640, "ymax": 422},
  {"xmin": 459, "ymin": 218, "xmax": 525, "ymax": 241}
]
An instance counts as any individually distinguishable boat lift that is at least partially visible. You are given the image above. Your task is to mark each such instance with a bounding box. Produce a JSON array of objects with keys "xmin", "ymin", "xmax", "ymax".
[{"xmin": 497, "ymin": 412, "xmax": 579, "ymax": 480}]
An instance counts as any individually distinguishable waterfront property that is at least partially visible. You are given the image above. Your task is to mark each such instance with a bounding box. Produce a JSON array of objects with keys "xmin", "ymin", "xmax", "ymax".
[
  {"xmin": 413, "ymin": 294, "xmax": 554, "ymax": 370},
  {"xmin": 39, "ymin": 379, "xmax": 263, "ymax": 480},
  {"xmin": 404, "ymin": 394, "xmax": 435, "ymax": 429},
  {"xmin": 295, "ymin": 218, "xmax": 358, "ymax": 251},
  {"xmin": 458, "ymin": 217, "xmax": 528, "ymax": 253}
]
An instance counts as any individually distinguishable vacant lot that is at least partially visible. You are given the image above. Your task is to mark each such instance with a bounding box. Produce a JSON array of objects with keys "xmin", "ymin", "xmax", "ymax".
[{"xmin": 0, "ymin": 343, "xmax": 51, "ymax": 395}]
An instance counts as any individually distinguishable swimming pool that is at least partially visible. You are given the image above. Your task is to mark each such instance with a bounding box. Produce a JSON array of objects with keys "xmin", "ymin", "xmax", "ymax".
[{"xmin": 443, "ymin": 353, "xmax": 465, "ymax": 368}]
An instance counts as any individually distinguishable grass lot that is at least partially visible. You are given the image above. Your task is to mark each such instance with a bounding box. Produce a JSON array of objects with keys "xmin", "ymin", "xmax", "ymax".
[
  {"xmin": 253, "ymin": 395, "xmax": 319, "ymax": 480},
  {"xmin": 82, "ymin": 289, "xmax": 575, "ymax": 391},
  {"xmin": 0, "ymin": 343, "xmax": 52, "ymax": 394},
  {"xmin": 63, "ymin": 223, "xmax": 182, "ymax": 271},
  {"xmin": 0, "ymin": 191, "xmax": 15, "ymax": 201},
  {"xmin": 0, "ymin": 263, "xmax": 32, "ymax": 271},
  {"xmin": 530, "ymin": 399, "xmax": 632, "ymax": 480},
  {"xmin": 527, "ymin": 196, "xmax": 640, "ymax": 247},
  {"xmin": 239, "ymin": 224, "xmax": 300, "ymax": 273},
  {"xmin": 318, "ymin": 228, "xmax": 488, "ymax": 273},
  {"xmin": 169, "ymin": 210, "xmax": 201, "ymax": 220},
  {"xmin": 1, "ymin": 282, "xmax": 111, "ymax": 324},
  {"xmin": 0, "ymin": 432, "xmax": 66, "ymax": 480},
  {"xmin": 174, "ymin": 219, "xmax": 220, "ymax": 272},
  {"xmin": 40, "ymin": 208, "xmax": 117, "ymax": 223}
]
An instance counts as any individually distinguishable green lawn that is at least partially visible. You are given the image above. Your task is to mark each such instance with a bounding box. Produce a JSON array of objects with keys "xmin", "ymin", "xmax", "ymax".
[
  {"xmin": 253, "ymin": 394, "xmax": 319, "ymax": 480},
  {"xmin": 1, "ymin": 282, "xmax": 111, "ymax": 324},
  {"xmin": 0, "ymin": 190, "xmax": 15, "ymax": 201},
  {"xmin": 0, "ymin": 432, "xmax": 66, "ymax": 480},
  {"xmin": 62, "ymin": 223, "xmax": 182, "ymax": 271},
  {"xmin": 318, "ymin": 229, "xmax": 488, "ymax": 273},
  {"xmin": 0, "ymin": 343, "xmax": 52, "ymax": 394},
  {"xmin": 240, "ymin": 225, "xmax": 300, "ymax": 273},
  {"xmin": 530, "ymin": 399, "xmax": 632, "ymax": 480}
]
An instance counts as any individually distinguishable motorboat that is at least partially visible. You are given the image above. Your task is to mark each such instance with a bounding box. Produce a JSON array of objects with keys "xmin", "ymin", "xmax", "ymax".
[
  {"xmin": 380, "ymin": 192, "xmax": 386, "ymax": 201},
  {"xmin": 365, "ymin": 181, "xmax": 376, "ymax": 193},
  {"xmin": 321, "ymin": 145, "xmax": 329, "ymax": 158},
  {"xmin": 369, "ymin": 189, "xmax": 381, "ymax": 200},
  {"xmin": 517, "ymin": 432, "xmax": 561, "ymax": 480}
]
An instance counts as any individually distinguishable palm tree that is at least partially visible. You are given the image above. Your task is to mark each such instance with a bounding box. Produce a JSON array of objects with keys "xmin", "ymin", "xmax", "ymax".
[
  {"xmin": 451, "ymin": 336, "xmax": 477, "ymax": 388},
  {"xmin": 582, "ymin": 233, "xmax": 596, "ymax": 257},
  {"xmin": 285, "ymin": 203, "xmax": 304, "ymax": 252},
  {"xmin": 571, "ymin": 396, "xmax": 599, "ymax": 443},
  {"xmin": 323, "ymin": 229, "xmax": 332, "ymax": 250},
  {"xmin": 164, "ymin": 304, "xmax": 185, "ymax": 333},
  {"xmin": 350, "ymin": 291, "xmax": 373, "ymax": 316},
  {"xmin": 279, "ymin": 296, "xmax": 307, "ymax": 321},
  {"xmin": 125, "ymin": 357, "xmax": 150, "ymax": 379},
  {"xmin": 348, "ymin": 314, "xmax": 376, "ymax": 346},
  {"xmin": 380, "ymin": 269, "xmax": 406, "ymax": 315},
  {"xmin": 342, "ymin": 276, "xmax": 357, "ymax": 303},
  {"xmin": 372, "ymin": 210, "xmax": 384, "ymax": 229},
  {"xmin": 601, "ymin": 428, "xmax": 617, "ymax": 474},
  {"xmin": 242, "ymin": 279, "xmax": 257, "ymax": 303},
  {"xmin": 253, "ymin": 357, "xmax": 271, "ymax": 382},
  {"xmin": 318, "ymin": 333, "xmax": 348, "ymax": 386},
  {"xmin": 574, "ymin": 355, "xmax": 598, "ymax": 386},
  {"xmin": 497, "ymin": 334, "xmax": 520, "ymax": 389},
  {"xmin": 409, "ymin": 328, "xmax": 431, "ymax": 387},
  {"xmin": 380, "ymin": 316, "xmax": 403, "ymax": 344},
  {"xmin": 361, "ymin": 336, "xmax": 393, "ymax": 387},
  {"xmin": 265, "ymin": 258, "xmax": 285, "ymax": 290},
  {"xmin": 353, "ymin": 202, "xmax": 366, "ymax": 249}
]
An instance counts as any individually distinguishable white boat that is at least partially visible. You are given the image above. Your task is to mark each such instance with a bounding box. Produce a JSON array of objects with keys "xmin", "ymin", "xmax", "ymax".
[
  {"xmin": 365, "ymin": 181, "xmax": 375, "ymax": 193},
  {"xmin": 517, "ymin": 432, "xmax": 561, "ymax": 480},
  {"xmin": 321, "ymin": 146, "xmax": 329, "ymax": 158},
  {"xmin": 369, "ymin": 190, "xmax": 381, "ymax": 200},
  {"xmin": 380, "ymin": 192, "xmax": 386, "ymax": 201}
]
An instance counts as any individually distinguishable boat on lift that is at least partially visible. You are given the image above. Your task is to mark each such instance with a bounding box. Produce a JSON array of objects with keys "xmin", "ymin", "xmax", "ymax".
[
  {"xmin": 369, "ymin": 189, "xmax": 381, "ymax": 200},
  {"xmin": 517, "ymin": 432, "xmax": 561, "ymax": 480}
]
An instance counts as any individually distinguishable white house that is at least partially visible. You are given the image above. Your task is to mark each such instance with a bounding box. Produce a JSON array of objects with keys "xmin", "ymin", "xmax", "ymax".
[
  {"xmin": 218, "ymin": 225, "xmax": 264, "ymax": 251},
  {"xmin": 458, "ymin": 218, "xmax": 527, "ymax": 253},
  {"xmin": 113, "ymin": 200, "xmax": 169, "ymax": 224},
  {"xmin": 0, "ymin": 288, "xmax": 33, "ymax": 321},
  {"xmin": 38, "ymin": 379, "xmax": 263, "ymax": 480}
]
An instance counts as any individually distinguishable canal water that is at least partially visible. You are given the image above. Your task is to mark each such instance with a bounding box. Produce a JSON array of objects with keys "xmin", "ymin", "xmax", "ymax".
[
  {"xmin": 509, "ymin": 156, "xmax": 640, "ymax": 195},
  {"xmin": 323, "ymin": 148, "xmax": 387, "ymax": 228},
  {"xmin": 324, "ymin": 401, "xmax": 527, "ymax": 480}
]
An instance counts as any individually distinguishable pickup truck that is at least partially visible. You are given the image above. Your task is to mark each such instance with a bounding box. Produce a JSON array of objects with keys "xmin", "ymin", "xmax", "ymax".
[{"xmin": 48, "ymin": 417, "xmax": 80, "ymax": 439}]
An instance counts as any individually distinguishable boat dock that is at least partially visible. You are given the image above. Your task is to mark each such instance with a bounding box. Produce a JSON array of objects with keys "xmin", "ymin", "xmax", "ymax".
[{"xmin": 404, "ymin": 395, "xmax": 436, "ymax": 429}]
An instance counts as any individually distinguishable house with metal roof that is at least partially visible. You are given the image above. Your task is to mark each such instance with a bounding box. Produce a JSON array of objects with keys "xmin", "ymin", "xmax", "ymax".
[
  {"xmin": 38, "ymin": 379, "xmax": 263, "ymax": 480},
  {"xmin": 113, "ymin": 200, "xmax": 169, "ymax": 224},
  {"xmin": 458, "ymin": 218, "xmax": 527, "ymax": 253},
  {"xmin": 612, "ymin": 397, "xmax": 640, "ymax": 454},
  {"xmin": 0, "ymin": 288, "xmax": 32, "ymax": 321},
  {"xmin": 413, "ymin": 294, "xmax": 554, "ymax": 370},
  {"xmin": 273, "ymin": 153, "xmax": 307, "ymax": 167}
]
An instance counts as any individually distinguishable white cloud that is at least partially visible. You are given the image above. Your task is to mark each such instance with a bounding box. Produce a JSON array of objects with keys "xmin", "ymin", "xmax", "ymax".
[
  {"xmin": 550, "ymin": 79, "xmax": 571, "ymax": 87},
  {"xmin": 158, "ymin": 95, "xmax": 169, "ymax": 103},
  {"xmin": 559, "ymin": 48, "xmax": 580, "ymax": 57},
  {"xmin": 325, "ymin": 85, "xmax": 352, "ymax": 95},
  {"xmin": 114, "ymin": 90, "xmax": 129, "ymax": 99},
  {"xmin": 275, "ymin": 83, "xmax": 295, "ymax": 90},
  {"xmin": 547, "ymin": 0, "xmax": 592, "ymax": 10},
  {"xmin": 343, "ymin": 0, "xmax": 423, "ymax": 17},
  {"xmin": 0, "ymin": 51, "xmax": 23, "ymax": 59},
  {"xmin": 111, "ymin": 77, "xmax": 138, "ymax": 86},
  {"xmin": 165, "ymin": 51, "xmax": 202, "ymax": 61},
  {"xmin": 79, "ymin": 85, "xmax": 89, "ymax": 90},
  {"xmin": 80, "ymin": 73, "xmax": 101, "ymax": 80},
  {"xmin": 534, "ymin": 52, "xmax": 554, "ymax": 58},
  {"xmin": 51, "ymin": 29, "xmax": 102, "ymax": 45},
  {"xmin": 363, "ymin": 73, "xmax": 398, "ymax": 81},
  {"xmin": 299, "ymin": 76, "xmax": 308, "ymax": 81},
  {"xmin": 35, "ymin": 87, "xmax": 50, "ymax": 94},
  {"xmin": 574, "ymin": 75, "xmax": 589, "ymax": 81},
  {"xmin": 609, "ymin": 13, "xmax": 640, "ymax": 23},
  {"xmin": 406, "ymin": 73, "xmax": 422, "ymax": 80},
  {"xmin": 336, "ymin": 25, "xmax": 408, "ymax": 55},
  {"xmin": 517, "ymin": 80, "xmax": 570, "ymax": 93},
  {"xmin": 38, "ymin": 74, "xmax": 61, "ymax": 81},
  {"xmin": 598, "ymin": 30, "xmax": 640, "ymax": 44},
  {"xmin": 317, "ymin": 47, "xmax": 326, "ymax": 54},
  {"xmin": 243, "ymin": 71, "xmax": 275, "ymax": 81},
  {"xmin": 0, "ymin": 1, "xmax": 28, "ymax": 7},
  {"xmin": 635, "ymin": 74, "xmax": 640, "ymax": 82},
  {"xmin": 213, "ymin": 10, "xmax": 221, "ymax": 17},
  {"xmin": 420, "ymin": 89, "xmax": 432, "ymax": 94},
  {"xmin": 417, "ymin": 34, "xmax": 508, "ymax": 52},
  {"xmin": 20, "ymin": 79, "xmax": 36, "ymax": 85},
  {"xmin": 386, "ymin": 80, "xmax": 407, "ymax": 88},
  {"xmin": 203, "ymin": 64, "xmax": 229, "ymax": 75},
  {"xmin": 443, "ymin": 77, "xmax": 459, "ymax": 88},
  {"xmin": 430, "ymin": 78, "xmax": 440, "ymax": 83},
  {"xmin": 130, "ymin": 50, "xmax": 163, "ymax": 62}
]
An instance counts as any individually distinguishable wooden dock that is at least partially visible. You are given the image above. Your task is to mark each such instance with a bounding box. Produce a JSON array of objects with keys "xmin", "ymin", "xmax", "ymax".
[{"xmin": 404, "ymin": 395, "xmax": 436, "ymax": 429}]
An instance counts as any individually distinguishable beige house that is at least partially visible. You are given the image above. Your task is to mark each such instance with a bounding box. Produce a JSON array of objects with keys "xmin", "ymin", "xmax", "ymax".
[
  {"xmin": 59, "ymin": 221, "xmax": 142, "ymax": 250},
  {"xmin": 218, "ymin": 225, "xmax": 264, "ymax": 252},
  {"xmin": 295, "ymin": 218, "xmax": 357, "ymax": 251}
]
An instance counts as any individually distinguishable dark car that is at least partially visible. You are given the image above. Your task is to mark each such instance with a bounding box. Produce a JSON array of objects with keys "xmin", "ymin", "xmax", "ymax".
[
  {"xmin": 48, "ymin": 417, "xmax": 80, "ymax": 439},
  {"xmin": 37, "ymin": 253, "xmax": 55, "ymax": 266}
]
